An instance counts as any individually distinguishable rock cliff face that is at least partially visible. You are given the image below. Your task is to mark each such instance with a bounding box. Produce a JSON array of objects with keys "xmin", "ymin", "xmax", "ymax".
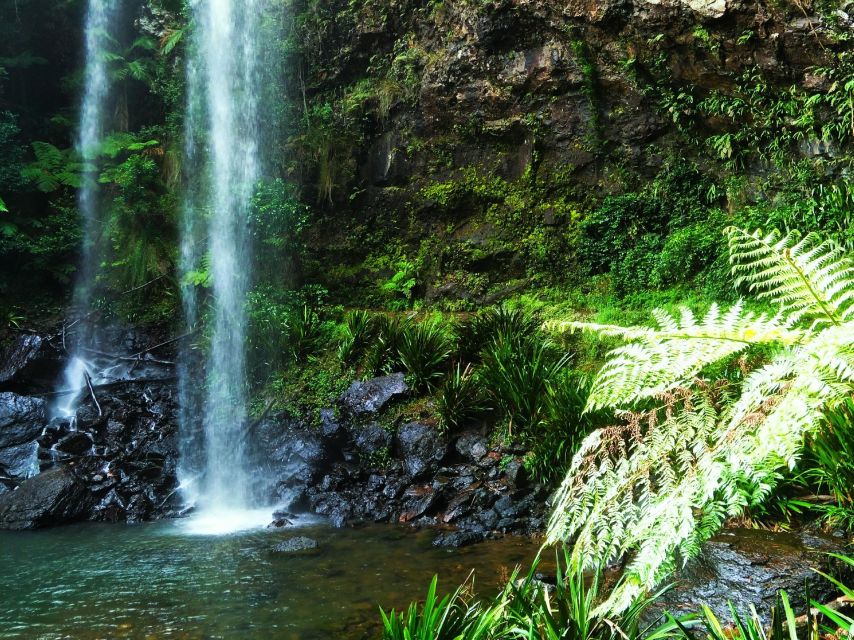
[{"xmin": 293, "ymin": 0, "xmax": 844, "ymax": 302}]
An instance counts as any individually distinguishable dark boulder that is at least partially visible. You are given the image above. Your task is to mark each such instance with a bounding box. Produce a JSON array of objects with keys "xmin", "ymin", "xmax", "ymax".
[
  {"xmin": 0, "ymin": 334, "xmax": 65, "ymax": 393},
  {"xmin": 272, "ymin": 536, "xmax": 319, "ymax": 554},
  {"xmin": 339, "ymin": 373, "xmax": 407, "ymax": 416},
  {"xmin": 265, "ymin": 419, "xmax": 329, "ymax": 506},
  {"xmin": 0, "ymin": 392, "xmax": 46, "ymax": 449},
  {"xmin": 399, "ymin": 484, "xmax": 439, "ymax": 523},
  {"xmin": 54, "ymin": 432, "xmax": 94, "ymax": 456},
  {"xmin": 455, "ymin": 431, "xmax": 488, "ymax": 462},
  {"xmin": 0, "ymin": 466, "xmax": 91, "ymax": 530},
  {"xmin": 0, "ymin": 441, "xmax": 39, "ymax": 479},
  {"xmin": 433, "ymin": 530, "xmax": 486, "ymax": 548},
  {"xmin": 651, "ymin": 528, "xmax": 854, "ymax": 623},
  {"xmin": 397, "ymin": 422, "xmax": 446, "ymax": 479},
  {"xmin": 353, "ymin": 422, "xmax": 392, "ymax": 455},
  {"xmin": 319, "ymin": 408, "xmax": 344, "ymax": 439}
]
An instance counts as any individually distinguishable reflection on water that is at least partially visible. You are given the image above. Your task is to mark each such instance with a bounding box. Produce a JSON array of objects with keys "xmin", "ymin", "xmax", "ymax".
[{"xmin": 0, "ymin": 521, "xmax": 542, "ymax": 639}]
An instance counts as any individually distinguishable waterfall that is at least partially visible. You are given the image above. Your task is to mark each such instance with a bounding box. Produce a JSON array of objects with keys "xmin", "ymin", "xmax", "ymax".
[
  {"xmin": 179, "ymin": 0, "xmax": 271, "ymax": 532},
  {"xmin": 56, "ymin": 0, "xmax": 119, "ymax": 420}
]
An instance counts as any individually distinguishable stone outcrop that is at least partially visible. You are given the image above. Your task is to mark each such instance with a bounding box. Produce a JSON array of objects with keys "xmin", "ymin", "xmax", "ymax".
[
  {"xmin": 0, "ymin": 466, "xmax": 91, "ymax": 530},
  {"xmin": 0, "ymin": 330, "xmax": 181, "ymax": 529},
  {"xmin": 649, "ymin": 528, "xmax": 854, "ymax": 622},
  {"xmin": 256, "ymin": 377, "xmax": 548, "ymax": 543}
]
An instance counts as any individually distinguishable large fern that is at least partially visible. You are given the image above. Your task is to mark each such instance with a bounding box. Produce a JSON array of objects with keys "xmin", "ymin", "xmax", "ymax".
[{"xmin": 544, "ymin": 227, "xmax": 854, "ymax": 615}]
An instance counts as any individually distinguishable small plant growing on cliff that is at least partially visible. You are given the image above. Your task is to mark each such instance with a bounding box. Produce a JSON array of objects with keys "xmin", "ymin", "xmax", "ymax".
[
  {"xmin": 381, "ymin": 258, "xmax": 417, "ymax": 310},
  {"xmin": 545, "ymin": 227, "xmax": 854, "ymax": 614}
]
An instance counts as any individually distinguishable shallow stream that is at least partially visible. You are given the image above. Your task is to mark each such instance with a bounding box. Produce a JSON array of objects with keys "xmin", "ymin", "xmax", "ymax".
[{"xmin": 0, "ymin": 520, "xmax": 541, "ymax": 639}]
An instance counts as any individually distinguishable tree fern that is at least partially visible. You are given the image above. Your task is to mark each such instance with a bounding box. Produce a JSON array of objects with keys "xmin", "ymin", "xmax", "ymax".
[
  {"xmin": 545, "ymin": 226, "xmax": 854, "ymax": 615},
  {"xmin": 727, "ymin": 227, "xmax": 854, "ymax": 327}
]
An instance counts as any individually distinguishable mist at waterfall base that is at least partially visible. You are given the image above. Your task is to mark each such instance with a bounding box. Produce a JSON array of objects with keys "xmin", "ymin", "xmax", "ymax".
[{"xmin": 176, "ymin": 0, "xmax": 279, "ymax": 533}]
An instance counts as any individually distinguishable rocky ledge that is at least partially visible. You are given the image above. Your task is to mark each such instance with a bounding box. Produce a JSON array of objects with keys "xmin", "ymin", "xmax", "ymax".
[
  {"xmin": 258, "ymin": 371, "xmax": 548, "ymax": 546},
  {"xmin": 0, "ymin": 331, "xmax": 181, "ymax": 528},
  {"xmin": 0, "ymin": 334, "xmax": 545, "ymax": 542}
]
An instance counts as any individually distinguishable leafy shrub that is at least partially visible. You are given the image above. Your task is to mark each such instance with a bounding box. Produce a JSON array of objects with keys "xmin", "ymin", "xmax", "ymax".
[
  {"xmin": 524, "ymin": 372, "xmax": 593, "ymax": 485},
  {"xmin": 796, "ymin": 397, "xmax": 854, "ymax": 530},
  {"xmin": 365, "ymin": 314, "xmax": 413, "ymax": 375},
  {"xmin": 436, "ymin": 363, "xmax": 489, "ymax": 432},
  {"xmin": 398, "ymin": 319, "xmax": 454, "ymax": 391},
  {"xmin": 381, "ymin": 258, "xmax": 417, "ymax": 310},
  {"xmin": 479, "ymin": 331, "xmax": 571, "ymax": 434},
  {"xmin": 580, "ymin": 194, "xmax": 663, "ymax": 275},
  {"xmin": 337, "ymin": 309, "xmax": 376, "ymax": 363},
  {"xmin": 288, "ymin": 305, "xmax": 323, "ymax": 362},
  {"xmin": 380, "ymin": 574, "xmax": 492, "ymax": 640},
  {"xmin": 457, "ymin": 305, "xmax": 540, "ymax": 363}
]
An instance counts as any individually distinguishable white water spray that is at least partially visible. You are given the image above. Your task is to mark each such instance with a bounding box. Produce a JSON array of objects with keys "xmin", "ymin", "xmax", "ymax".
[{"xmin": 179, "ymin": 0, "xmax": 270, "ymax": 531}]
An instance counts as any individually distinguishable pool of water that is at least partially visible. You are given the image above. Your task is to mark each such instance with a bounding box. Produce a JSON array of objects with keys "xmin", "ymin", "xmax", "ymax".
[{"xmin": 0, "ymin": 520, "xmax": 542, "ymax": 639}]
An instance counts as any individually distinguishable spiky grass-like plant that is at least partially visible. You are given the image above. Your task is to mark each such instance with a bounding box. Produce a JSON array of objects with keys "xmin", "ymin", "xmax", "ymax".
[{"xmin": 544, "ymin": 227, "xmax": 854, "ymax": 614}]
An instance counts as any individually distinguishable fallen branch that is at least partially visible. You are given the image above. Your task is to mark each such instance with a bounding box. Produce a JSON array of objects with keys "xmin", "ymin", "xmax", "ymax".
[
  {"xmin": 83, "ymin": 371, "xmax": 103, "ymax": 417},
  {"xmin": 245, "ymin": 398, "xmax": 277, "ymax": 440},
  {"xmin": 38, "ymin": 376, "xmax": 177, "ymax": 397},
  {"xmin": 125, "ymin": 331, "xmax": 196, "ymax": 360},
  {"xmin": 119, "ymin": 275, "xmax": 165, "ymax": 297}
]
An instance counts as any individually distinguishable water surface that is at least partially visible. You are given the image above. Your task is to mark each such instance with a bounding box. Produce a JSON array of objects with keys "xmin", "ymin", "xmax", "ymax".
[{"xmin": 0, "ymin": 521, "xmax": 541, "ymax": 639}]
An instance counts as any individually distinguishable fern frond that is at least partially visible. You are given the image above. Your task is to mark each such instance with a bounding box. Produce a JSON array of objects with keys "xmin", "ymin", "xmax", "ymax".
[
  {"xmin": 726, "ymin": 227, "xmax": 854, "ymax": 327},
  {"xmin": 548, "ymin": 303, "xmax": 799, "ymax": 411}
]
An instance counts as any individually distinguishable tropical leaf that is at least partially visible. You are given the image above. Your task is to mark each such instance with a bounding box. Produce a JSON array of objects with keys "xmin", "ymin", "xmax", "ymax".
[{"xmin": 727, "ymin": 227, "xmax": 854, "ymax": 327}]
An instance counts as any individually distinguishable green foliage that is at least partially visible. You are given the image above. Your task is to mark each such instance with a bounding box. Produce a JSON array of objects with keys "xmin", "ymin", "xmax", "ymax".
[
  {"xmin": 545, "ymin": 226, "xmax": 854, "ymax": 614},
  {"xmin": 338, "ymin": 309, "xmax": 377, "ymax": 363},
  {"xmin": 436, "ymin": 363, "xmax": 489, "ymax": 431},
  {"xmin": 21, "ymin": 142, "xmax": 83, "ymax": 192},
  {"xmin": 250, "ymin": 178, "xmax": 310, "ymax": 282},
  {"xmin": 288, "ymin": 305, "xmax": 323, "ymax": 362},
  {"xmin": 97, "ymin": 136, "xmax": 176, "ymax": 289},
  {"xmin": 365, "ymin": 314, "xmax": 413, "ymax": 376},
  {"xmin": 290, "ymin": 101, "xmax": 358, "ymax": 205},
  {"xmin": 380, "ymin": 574, "xmax": 485, "ymax": 640},
  {"xmin": 457, "ymin": 305, "xmax": 541, "ymax": 363},
  {"xmin": 246, "ymin": 285, "xmax": 332, "ymax": 383},
  {"xmin": 380, "ymin": 546, "xmax": 684, "ymax": 640},
  {"xmin": 794, "ymin": 397, "xmax": 854, "ymax": 530},
  {"xmin": 524, "ymin": 372, "xmax": 594, "ymax": 485},
  {"xmin": 579, "ymin": 162, "xmax": 725, "ymax": 296},
  {"xmin": 397, "ymin": 318, "xmax": 453, "ymax": 391},
  {"xmin": 381, "ymin": 258, "xmax": 417, "ymax": 310},
  {"xmin": 479, "ymin": 329, "xmax": 571, "ymax": 434}
]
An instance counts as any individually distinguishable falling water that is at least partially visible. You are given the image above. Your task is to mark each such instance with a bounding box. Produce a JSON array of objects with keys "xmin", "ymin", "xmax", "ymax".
[
  {"xmin": 56, "ymin": 0, "xmax": 119, "ymax": 419},
  {"xmin": 179, "ymin": 0, "xmax": 271, "ymax": 532}
]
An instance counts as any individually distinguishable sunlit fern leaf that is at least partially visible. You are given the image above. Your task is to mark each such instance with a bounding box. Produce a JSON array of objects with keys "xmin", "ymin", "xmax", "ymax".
[
  {"xmin": 727, "ymin": 227, "xmax": 854, "ymax": 327},
  {"xmin": 549, "ymin": 302, "xmax": 800, "ymax": 411}
]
